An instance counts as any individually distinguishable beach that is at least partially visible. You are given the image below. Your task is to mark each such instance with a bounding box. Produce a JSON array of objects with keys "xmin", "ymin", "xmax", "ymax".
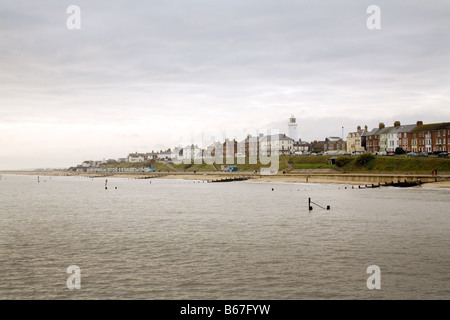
[{"xmin": 1, "ymin": 170, "xmax": 449, "ymax": 188}]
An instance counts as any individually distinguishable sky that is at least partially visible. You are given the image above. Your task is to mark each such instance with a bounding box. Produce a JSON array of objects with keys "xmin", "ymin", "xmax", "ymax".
[{"xmin": 0, "ymin": 0, "xmax": 449, "ymax": 169}]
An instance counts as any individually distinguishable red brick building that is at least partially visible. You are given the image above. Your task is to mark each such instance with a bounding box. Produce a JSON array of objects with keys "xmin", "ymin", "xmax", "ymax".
[
  {"xmin": 364, "ymin": 123, "xmax": 385, "ymax": 153},
  {"xmin": 409, "ymin": 122, "xmax": 450, "ymax": 153}
]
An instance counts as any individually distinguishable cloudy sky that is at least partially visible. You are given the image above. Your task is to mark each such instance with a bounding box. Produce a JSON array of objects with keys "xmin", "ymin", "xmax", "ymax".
[{"xmin": 1, "ymin": 0, "xmax": 449, "ymax": 169}]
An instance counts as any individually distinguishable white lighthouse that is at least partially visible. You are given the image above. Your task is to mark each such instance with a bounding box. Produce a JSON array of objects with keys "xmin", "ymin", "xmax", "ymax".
[{"xmin": 288, "ymin": 115, "xmax": 298, "ymax": 141}]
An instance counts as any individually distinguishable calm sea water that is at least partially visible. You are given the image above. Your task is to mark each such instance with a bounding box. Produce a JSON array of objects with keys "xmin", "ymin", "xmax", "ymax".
[{"xmin": 0, "ymin": 174, "xmax": 449, "ymax": 299}]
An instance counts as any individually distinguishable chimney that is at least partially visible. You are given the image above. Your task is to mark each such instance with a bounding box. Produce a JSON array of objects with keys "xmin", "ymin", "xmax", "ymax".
[
  {"xmin": 379, "ymin": 122, "xmax": 385, "ymax": 129},
  {"xmin": 394, "ymin": 121, "xmax": 401, "ymax": 127},
  {"xmin": 364, "ymin": 125, "xmax": 368, "ymax": 132},
  {"xmin": 357, "ymin": 125, "xmax": 361, "ymax": 131},
  {"xmin": 416, "ymin": 121, "xmax": 423, "ymax": 126}
]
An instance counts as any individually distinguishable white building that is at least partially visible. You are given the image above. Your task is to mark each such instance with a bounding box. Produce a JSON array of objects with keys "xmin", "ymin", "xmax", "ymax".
[
  {"xmin": 175, "ymin": 145, "xmax": 203, "ymax": 162},
  {"xmin": 387, "ymin": 122, "xmax": 417, "ymax": 153},
  {"xmin": 259, "ymin": 134, "xmax": 294, "ymax": 156},
  {"xmin": 157, "ymin": 151, "xmax": 172, "ymax": 161},
  {"xmin": 288, "ymin": 115, "xmax": 298, "ymax": 142},
  {"xmin": 293, "ymin": 140, "xmax": 310, "ymax": 154},
  {"xmin": 81, "ymin": 160, "xmax": 93, "ymax": 168},
  {"xmin": 379, "ymin": 126, "xmax": 395, "ymax": 154},
  {"xmin": 171, "ymin": 147, "xmax": 183, "ymax": 161},
  {"xmin": 128, "ymin": 153, "xmax": 146, "ymax": 162}
]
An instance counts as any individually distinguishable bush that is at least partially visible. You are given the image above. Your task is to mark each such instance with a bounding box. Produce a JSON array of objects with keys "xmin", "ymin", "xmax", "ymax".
[
  {"xmin": 355, "ymin": 153, "xmax": 375, "ymax": 166},
  {"xmin": 395, "ymin": 147, "xmax": 406, "ymax": 155},
  {"xmin": 335, "ymin": 156, "xmax": 353, "ymax": 168}
]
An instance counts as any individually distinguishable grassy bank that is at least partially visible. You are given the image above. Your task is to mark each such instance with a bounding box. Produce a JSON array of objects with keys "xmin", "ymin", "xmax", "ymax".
[
  {"xmin": 173, "ymin": 162, "xmax": 216, "ymax": 172},
  {"xmin": 87, "ymin": 154, "xmax": 449, "ymax": 174},
  {"xmin": 339, "ymin": 155, "xmax": 450, "ymax": 174}
]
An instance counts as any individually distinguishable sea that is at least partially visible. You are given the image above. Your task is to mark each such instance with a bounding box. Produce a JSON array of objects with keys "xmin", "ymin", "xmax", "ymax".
[{"xmin": 0, "ymin": 174, "xmax": 449, "ymax": 299}]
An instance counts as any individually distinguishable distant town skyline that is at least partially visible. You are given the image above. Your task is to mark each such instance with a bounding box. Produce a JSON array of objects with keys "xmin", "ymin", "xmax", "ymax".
[{"xmin": 1, "ymin": 1, "xmax": 449, "ymax": 170}]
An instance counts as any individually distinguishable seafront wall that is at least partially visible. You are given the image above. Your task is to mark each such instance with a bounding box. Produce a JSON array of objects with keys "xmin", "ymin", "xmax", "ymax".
[
  {"xmin": 292, "ymin": 173, "xmax": 440, "ymax": 184},
  {"xmin": 2, "ymin": 170, "xmax": 447, "ymax": 186}
]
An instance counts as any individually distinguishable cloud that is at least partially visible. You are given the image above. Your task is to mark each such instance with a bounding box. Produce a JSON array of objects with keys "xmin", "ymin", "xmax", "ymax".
[{"xmin": 0, "ymin": 0, "xmax": 449, "ymax": 169}]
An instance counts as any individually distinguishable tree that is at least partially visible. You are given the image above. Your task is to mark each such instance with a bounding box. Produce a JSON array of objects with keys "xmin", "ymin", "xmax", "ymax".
[
  {"xmin": 335, "ymin": 156, "xmax": 353, "ymax": 168},
  {"xmin": 310, "ymin": 140, "xmax": 324, "ymax": 153},
  {"xmin": 356, "ymin": 153, "xmax": 375, "ymax": 166}
]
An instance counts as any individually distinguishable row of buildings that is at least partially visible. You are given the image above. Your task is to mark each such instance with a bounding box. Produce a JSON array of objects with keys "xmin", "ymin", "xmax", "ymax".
[
  {"xmin": 171, "ymin": 119, "xmax": 450, "ymax": 160},
  {"xmin": 76, "ymin": 117, "xmax": 449, "ymax": 169},
  {"xmin": 79, "ymin": 151, "xmax": 174, "ymax": 168},
  {"xmin": 348, "ymin": 121, "xmax": 450, "ymax": 154}
]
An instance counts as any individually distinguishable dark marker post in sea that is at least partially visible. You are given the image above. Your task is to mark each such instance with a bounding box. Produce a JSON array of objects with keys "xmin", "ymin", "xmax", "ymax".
[
  {"xmin": 105, "ymin": 179, "xmax": 108, "ymax": 190},
  {"xmin": 308, "ymin": 198, "xmax": 330, "ymax": 211}
]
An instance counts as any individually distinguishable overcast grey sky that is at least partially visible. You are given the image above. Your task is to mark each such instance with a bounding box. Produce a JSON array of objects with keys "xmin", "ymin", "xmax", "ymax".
[{"xmin": 1, "ymin": 0, "xmax": 449, "ymax": 169}]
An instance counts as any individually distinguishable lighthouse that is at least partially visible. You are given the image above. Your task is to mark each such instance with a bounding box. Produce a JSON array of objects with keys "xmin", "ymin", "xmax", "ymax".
[{"xmin": 288, "ymin": 115, "xmax": 298, "ymax": 141}]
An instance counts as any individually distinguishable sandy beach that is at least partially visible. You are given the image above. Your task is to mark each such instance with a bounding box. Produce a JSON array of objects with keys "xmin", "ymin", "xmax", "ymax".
[
  {"xmin": 419, "ymin": 180, "xmax": 450, "ymax": 188},
  {"xmin": 2, "ymin": 170, "xmax": 449, "ymax": 188}
]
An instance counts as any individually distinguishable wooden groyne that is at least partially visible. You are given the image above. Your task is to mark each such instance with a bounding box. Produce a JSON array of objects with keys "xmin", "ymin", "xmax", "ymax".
[
  {"xmin": 135, "ymin": 174, "xmax": 168, "ymax": 179},
  {"xmin": 208, "ymin": 176, "xmax": 251, "ymax": 183},
  {"xmin": 357, "ymin": 179, "xmax": 423, "ymax": 189},
  {"xmin": 383, "ymin": 180, "xmax": 423, "ymax": 188}
]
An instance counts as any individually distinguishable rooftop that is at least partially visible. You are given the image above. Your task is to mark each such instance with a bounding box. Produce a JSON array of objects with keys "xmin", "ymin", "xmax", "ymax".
[{"xmin": 411, "ymin": 122, "xmax": 450, "ymax": 133}]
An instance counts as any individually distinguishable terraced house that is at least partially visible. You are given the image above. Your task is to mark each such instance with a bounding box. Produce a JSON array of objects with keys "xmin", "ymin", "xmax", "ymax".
[
  {"xmin": 378, "ymin": 125, "xmax": 395, "ymax": 154},
  {"xmin": 238, "ymin": 134, "xmax": 262, "ymax": 158},
  {"xmin": 346, "ymin": 126, "xmax": 366, "ymax": 154},
  {"xmin": 384, "ymin": 121, "xmax": 417, "ymax": 153},
  {"xmin": 410, "ymin": 122, "xmax": 450, "ymax": 153},
  {"xmin": 364, "ymin": 124, "xmax": 385, "ymax": 153},
  {"xmin": 391, "ymin": 122, "xmax": 418, "ymax": 153}
]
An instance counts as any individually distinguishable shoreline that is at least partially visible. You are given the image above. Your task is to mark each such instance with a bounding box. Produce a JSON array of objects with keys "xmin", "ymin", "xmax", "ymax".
[{"xmin": 1, "ymin": 170, "xmax": 449, "ymax": 188}]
